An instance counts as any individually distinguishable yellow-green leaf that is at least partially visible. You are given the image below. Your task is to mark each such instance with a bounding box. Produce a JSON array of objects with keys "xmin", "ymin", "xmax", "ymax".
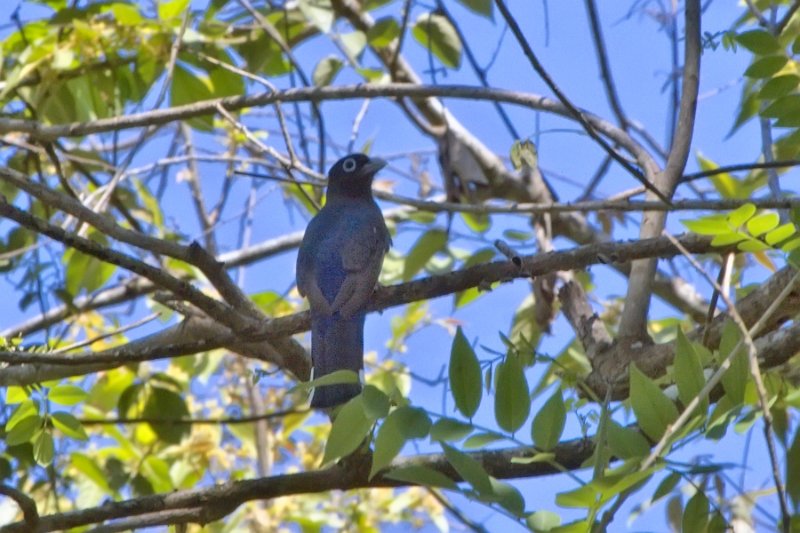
[
  {"xmin": 727, "ymin": 203, "xmax": 756, "ymax": 228},
  {"xmin": 746, "ymin": 212, "xmax": 780, "ymax": 236},
  {"xmin": 49, "ymin": 384, "xmax": 88, "ymax": 406}
]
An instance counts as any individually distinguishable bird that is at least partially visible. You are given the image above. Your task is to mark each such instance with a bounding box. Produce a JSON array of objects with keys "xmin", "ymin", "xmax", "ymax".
[{"xmin": 296, "ymin": 153, "xmax": 391, "ymax": 408}]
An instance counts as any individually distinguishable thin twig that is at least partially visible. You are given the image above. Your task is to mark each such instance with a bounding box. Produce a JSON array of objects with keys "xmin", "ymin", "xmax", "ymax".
[
  {"xmin": 657, "ymin": 232, "xmax": 792, "ymax": 531},
  {"xmin": 79, "ymin": 409, "xmax": 305, "ymax": 426},
  {"xmin": 53, "ymin": 313, "xmax": 161, "ymax": 353},
  {"xmin": 493, "ymin": 0, "xmax": 669, "ymax": 203}
]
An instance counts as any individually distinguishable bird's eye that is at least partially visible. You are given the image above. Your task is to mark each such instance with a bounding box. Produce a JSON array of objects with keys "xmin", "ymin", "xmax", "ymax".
[{"xmin": 342, "ymin": 158, "xmax": 357, "ymax": 172}]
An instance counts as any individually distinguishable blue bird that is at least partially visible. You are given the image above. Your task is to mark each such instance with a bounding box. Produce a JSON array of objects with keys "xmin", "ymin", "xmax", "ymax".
[{"xmin": 296, "ymin": 154, "xmax": 391, "ymax": 408}]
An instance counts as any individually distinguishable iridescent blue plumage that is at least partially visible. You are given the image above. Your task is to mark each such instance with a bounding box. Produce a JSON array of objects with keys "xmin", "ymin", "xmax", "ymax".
[{"xmin": 296, "ymin": 154, "xmax": 391, "ymax": 408}]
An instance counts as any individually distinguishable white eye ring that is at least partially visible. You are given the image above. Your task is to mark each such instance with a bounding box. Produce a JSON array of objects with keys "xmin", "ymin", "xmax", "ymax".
[{"xmin": 342, "ymin": 158, "xmax": 357, "ymax": 172}]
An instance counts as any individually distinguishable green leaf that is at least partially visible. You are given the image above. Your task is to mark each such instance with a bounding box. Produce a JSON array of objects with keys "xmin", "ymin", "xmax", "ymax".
[
  {"xmin": 557, "ymin": 465, "xmax": 655, "ymax": 509},
  {"xmin": 5, "ymin": 386, "xmax": 28, "ymax": 404},
  {"xmin": 652, "ymin": 472, "xmax": 681, "ymax": 502},
  {"xmin": 297, "ymin": 369, "xmax": 359, "ymax": 391},
  {"xmin": 719, "ymin": 322, "xmax": 748, "ymax": 406},
  {"xmin": 783, "ymin": 237, "xmax": 800, "ymax": 252},
  {"xmin": 489, "ymin": 478, "xmax": 525, "ymax": 516},
  {"xmin": 369, "ymin": 410, "xmax": 406, "ymax": 479},
  {"xmin": 744, "ymin": 55, "xmax": 788, "ymax": 78},
  {"xmin": 737, "ymin": 238, "xmax": 771, "ymax": 252},
  {"xmin": 209, "ymin": 61, "xmax": 244, "ymax": 98},
  {"xmin": 449, "ymin": 327, "xmax": 482, "ymax": 418},
  {"xmin": 532, "ymin": 389, "xmax": 566, "ymax": 451},
  {"xmin": 746, "ymin": 212, "xmax": 780, "ymax": 236},
  {"xmin": 142, "ymin": 386, "xmax": 191, "ymax": 444},
  {"xmin": 34, "ymin": 430, "xmax": 55, "ymax": 466},
  {"xmin": 441, "ymin": 442, "xmax": 492, "ymax": 495},
  {"xmin": 736, "ymin": 30, "xmax": 781, "ymax": 54},
  {"xmin": 312, "ymin": 55, "xmax": 343, "ymax": 86},
  {"xmin": 171, "ymin": 65, "xmax": 214, "ymax": 130},
  {"xmin": 727, "ymin": 203, "xmax": 756, "ymax": 228},
  {"xmin": 606, "ymin": 421, "xmax": 650, "ymax": 459},
  {"xmin": 460, "ymin": 212, "xmax": 490, "ymax": 233},
  {"xmin": 674, "ymin": 329, "xmax": 708, "ymax": 414},
  {"xmin": 503, "ymin": 229, "xmax": 533, "ymax": 241},
  {"xmin": 370, "ymin": 407, "xmax": 431, "ymax": 478},
  {"xmin": 494, "ymin": 357, "xmax": 530, "ymax": 433},
  {"xmin": 455, "ymin": 247, "xmax": 496, "ymax": 308},
  {"xmin": 51, "ymin": 411, "xmax": 88, "ymax": 440},
  {"xmin": 412, "ymin": 13, "xmax": 462, "ymax": 68},
  {"xmin": 72, "ymin": 452, "xmax": 115, "ymax": 494},
  {"xmin": 322, "ymin": 395, "xmax": 373, "ymax": 464},
  {"xmin": 6, "ymin": 400, "xmax": 38, "ymax": 431},
  {"xmin": 361, "ymin": 385, "xmax": 391, "ymax": 420},
  {"xmin": 383, "ymin": 465, "xmax": 457, "ymax": 489},
  {"xmin": 298, "ymin": 0, "xmax": 334, "ymax": 32},
  {"xmin": 63, "ymin": 240, "xmax": 117, "ymax": 296},
  {"xmin": 787, "ymin": 424, "xmax": 800, "ymax": 506},
  {"xmin": 430, "ymin": 417, "xmax": 473, "ymax": 442},
  {"xmin": 710, "ymin": 232, "xmax": 748, "ymax": 246},
  {"xmin": 49, "ymin": 384, "xmax": 88, "ymax": 406},
  {"xmin": 395, "ymin": 407, "xmax": 431, "ymax": 438},
  {"xmin": 762, "ymin": 94, "xmax": 800, "ymax": 118},
  {"xmin": 367, "ymin": 17, "xmax": 400, "ymax": 47},
  {"xmin": 340, "ymin": 31, "xmax": 367, "ymax": 60},
  {"xmin": 527, "ymin": 510, "xmax": 561, "ymax": 532},
  {"xmin": 682, "ymin": 491, "xmax": 710, "ymax": 533},
  {"xmin": 729, "ymin": 85, "xmax": 760, "ymax": 135},
  {"xmin": 681, "ymin": 215, "xmax": 730, "ymax": 235},
  {"xmin": 6, "ymin": 415, "xmax": 42, "ymax": 446},
  {"xmin": 629, "ymin": 364, "xmax": 679, "ymax": 442},
  {"xmin": 463, "ymin": 432, "xmax": 504, "ymax": 449},
  {"xmin": 403, "ymin": 229, "xmax": 448, "ymax": 281},
  {"xmin": 158, "ymin": 0, "xmax": 190, "ymax": 20},
  {"xmin": 456, "ymin": 0, "xmax": 493, "ymax": 18},
  {"xmin": 110, "ymin": 3, "xmax": 144, "ymax": 25},
  {"xmin": 758, "ymin": 75, "xmax": 800, "ymax": 99},
  {"xmin": 52, "ymin": 48, "xmax": 74, "ymax": 70},
  {"xmin": 765, "ymin": 223, "xmax": 796, "ymax": 245}
]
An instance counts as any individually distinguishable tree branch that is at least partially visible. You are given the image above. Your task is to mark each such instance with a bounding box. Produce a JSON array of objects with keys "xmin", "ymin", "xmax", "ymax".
[
  {"xmin": 618, "ymin": 0, "xmax": 701, "ymax": 340},
  {"xmin": 0, "ymin": 438, "xmax": 595, "ymax": 532}
]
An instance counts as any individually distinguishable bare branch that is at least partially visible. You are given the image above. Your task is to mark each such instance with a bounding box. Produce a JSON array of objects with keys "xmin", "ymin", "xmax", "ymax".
[
  {"xmin": 0, "ymin": 438, "xmax": 595, "ymax": 532},
  {"xmin": 493, "ymin": 0, "xmax": 667, "ymax": 202},
  {"xmin": 619, "ymin": 0, "xmax": 701, "ymax": 340}
]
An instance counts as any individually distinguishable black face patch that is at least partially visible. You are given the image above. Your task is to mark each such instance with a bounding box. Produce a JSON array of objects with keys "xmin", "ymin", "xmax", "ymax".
[{"xmin": 329, "ymin": 153, "xmax": 370, "ymax": 178}]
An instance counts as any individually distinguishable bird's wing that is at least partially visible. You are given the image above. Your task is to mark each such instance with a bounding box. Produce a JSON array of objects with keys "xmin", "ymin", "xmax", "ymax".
[
  {"xmin": 296, "ymin": 219, "xmax": 333, "ymax": 316},
  {"xmin": 330, "ymin": 219, "xmax": 389, "ymax": 318}
]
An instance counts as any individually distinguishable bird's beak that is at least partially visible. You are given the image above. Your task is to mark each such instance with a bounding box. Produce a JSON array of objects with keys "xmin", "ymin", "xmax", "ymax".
[{"xmin": 361, "ymin": 157, "xmax": 387, "ymax": 176}]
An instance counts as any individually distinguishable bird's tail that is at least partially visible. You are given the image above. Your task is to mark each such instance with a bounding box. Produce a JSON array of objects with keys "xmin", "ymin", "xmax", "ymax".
[{"xmin": 310, "ymin": 312, "xmax": 365, "ymax": 408}]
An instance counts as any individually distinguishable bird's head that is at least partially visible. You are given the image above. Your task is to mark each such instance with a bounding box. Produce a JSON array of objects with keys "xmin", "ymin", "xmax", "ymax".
[{"xmin": 326, "ymin": 153, "xmax": 386, "ymax": 199}]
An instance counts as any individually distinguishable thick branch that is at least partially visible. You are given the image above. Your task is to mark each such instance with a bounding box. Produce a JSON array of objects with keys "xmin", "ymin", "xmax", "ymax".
[
  {"xmin": 1, "ymin": 234, "xmax": 735, "ymax": 387},
  {"xmin": 0, "ymin": 85, "xmax": 650, "ymax": 167},
  {"xmin": 0, "ymin": 197, "xmax": 254, "ymax": 334},
  {"xmin": 0, "ymin": 438, "xmax": 594, "ymax": 532},
  {"xmin": 619, "ymin": 0, "xmax": 701, "ymax": 339}
]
